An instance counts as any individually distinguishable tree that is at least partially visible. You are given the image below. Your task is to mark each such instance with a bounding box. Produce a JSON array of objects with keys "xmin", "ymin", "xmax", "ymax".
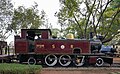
[
  {"xmin": 11, "ymin": 2, "xmax": 46, "ymax": 34},
  {"xmin": 103, "ymin": 0, "xmax": 120, "ymax": 44},
  {"xmin": 0, "ymin": 0, "xmax": 13, "ymax": 41},
  {"xmin": 51, "ymin": 28, "xmax": 61, "ymax": 38},
  {"xmin": 97, "ymin": 0, "xmax": 120, "ymax": 43},
  {"xmin": 56, "ymin": 0, "xmax": 120, "ymax": 43},
  {"xmin": 40, "ymin": 10, "xmax": 52, "ymax": 29}
]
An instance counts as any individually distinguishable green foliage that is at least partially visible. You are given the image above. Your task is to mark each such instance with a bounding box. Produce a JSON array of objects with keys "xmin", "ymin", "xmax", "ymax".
[
  {"xmin": 51, "ymin": 28, "xmax": 61, "ymax": 37},
  {"xmin": 11, "ymin": 3, "xmax": 45, "ymax": 34},
  {"xmin": 56, "ymin": 0, "xmax": 120, "ymax": 43},
  {"xmin": 59, "ymin": 0, "xmax": 79, "ymax": 17},
  {"xmin": 0, "ymin": 63, "xmax": 42, "ymax": 74},
  {"xmin": 0, "ymin": 0, "xmax": 13, "ymax": 41},
  {"xmin": 111, "ymin": 0, "xmax": 120, "ymax": 8}
]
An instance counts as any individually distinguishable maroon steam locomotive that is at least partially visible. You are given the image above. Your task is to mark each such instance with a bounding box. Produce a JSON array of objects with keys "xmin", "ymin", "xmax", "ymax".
[{"xmin": 15, "ymin": 29, "xmax": 113, "ymax": 67}]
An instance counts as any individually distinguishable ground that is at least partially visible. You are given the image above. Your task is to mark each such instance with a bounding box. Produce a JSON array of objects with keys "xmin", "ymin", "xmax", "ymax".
[
  {"xmin": 40, "ymin": 68, "xmax": 120, "ymax": 74},
  {"xmin": 39, "ymin": 58, "xmax": 120, "ymax": 74}
]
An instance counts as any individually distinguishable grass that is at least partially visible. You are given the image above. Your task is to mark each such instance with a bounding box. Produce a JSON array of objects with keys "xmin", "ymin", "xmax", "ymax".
[{"xmin": 0, "ymin": 63, "xmax": 42, "ymax": 74}]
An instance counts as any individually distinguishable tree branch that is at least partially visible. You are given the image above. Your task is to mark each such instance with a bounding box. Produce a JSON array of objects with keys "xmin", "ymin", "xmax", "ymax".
[
  {"xmin": 95, "ymin": 0, "xmax": 113, "ymax": 29},
  {"xmin": 103, "ymin": 8, "xmax": 120, "ymax": 39},
  {"xmin": 84, "ymin": 0, "xmax": 97, "ymax": 38},
  {"xmin": 73, "ymin": 14, "xmax": 83, "ymax": 36},
  {"xmin": 102, "ymin": 31, "xmax": 120, "ymax": 43}
]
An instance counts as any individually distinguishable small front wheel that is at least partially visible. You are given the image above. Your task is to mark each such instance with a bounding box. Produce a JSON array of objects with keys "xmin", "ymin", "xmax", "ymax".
[
  {"xmin": 28, "ymin": 57, "xmax": 36, "ymax": 65},
  {"xmin": 96, "ymin": 58, "xmax": 104, "ymax": 67}
]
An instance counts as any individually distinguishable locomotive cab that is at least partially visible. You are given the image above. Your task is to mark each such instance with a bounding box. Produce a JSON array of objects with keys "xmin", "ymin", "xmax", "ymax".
[{"xmin": 15, "ymin": 29, "xmax": 52, "ymax": 53}]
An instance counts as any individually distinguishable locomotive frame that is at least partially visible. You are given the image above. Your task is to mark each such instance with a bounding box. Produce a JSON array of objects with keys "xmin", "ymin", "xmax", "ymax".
[{"xmin": 14, "ymin": 29, "xmax": 113, "ymax": 67}]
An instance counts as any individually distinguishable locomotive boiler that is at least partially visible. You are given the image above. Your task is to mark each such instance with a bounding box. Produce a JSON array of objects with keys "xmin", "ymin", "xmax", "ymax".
[{"xmin": 15, "ymin": 29, "xmax": 113, "ymax": 67}]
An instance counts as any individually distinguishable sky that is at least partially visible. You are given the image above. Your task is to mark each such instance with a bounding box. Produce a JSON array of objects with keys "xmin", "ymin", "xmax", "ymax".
[
  {"xmin": 7, "ymin": 0, "xmax": 60, "ymax": 44},
  {"xmin": 11, "ymin": 0, "xmax": 60, "ymax": 28}
]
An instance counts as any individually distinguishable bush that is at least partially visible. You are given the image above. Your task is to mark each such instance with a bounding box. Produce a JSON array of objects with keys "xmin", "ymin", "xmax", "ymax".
[{"xmin": 0, "ymin": 63, "xmax": 42, "ymax": 74}]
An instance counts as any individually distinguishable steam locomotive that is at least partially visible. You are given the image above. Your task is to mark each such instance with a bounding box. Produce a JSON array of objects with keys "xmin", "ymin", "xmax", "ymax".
[{"xmin": 15, "ymin": 29, "xmax": 115, "ymax": 67}]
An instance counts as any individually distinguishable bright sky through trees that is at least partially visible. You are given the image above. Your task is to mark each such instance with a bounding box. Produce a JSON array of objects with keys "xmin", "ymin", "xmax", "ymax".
[
  {"xmin": 12, "ymin": 0, "xmax": 60, "ymax": 28},
  {"xmin": 6, "ymin": 0, "xmax": 60, "ymax": 44}
]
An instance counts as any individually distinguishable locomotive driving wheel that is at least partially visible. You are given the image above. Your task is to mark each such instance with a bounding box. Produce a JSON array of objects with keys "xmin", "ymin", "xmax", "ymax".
[
  {"xmin": 59, "ymin": 55, "xmax": 71, "ymax": 67},
  {"xmin": 74, "ymin": 56, "xmax": 85, "ymax": 66},
  {"xmin": 45, "ymin": 54, "xmax": 57, "ymax": 66},
  {"xmin": 96, "ymin": 57, "xmax": 104, "ymax": 67}
]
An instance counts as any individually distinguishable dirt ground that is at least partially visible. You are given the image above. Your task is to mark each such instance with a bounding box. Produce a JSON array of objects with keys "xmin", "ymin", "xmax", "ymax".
[
  {"xmin": 40, "ymin": 68, "xmax": 120, "ymax": 74},
  {"xmin": 113, "ymin": 57, "xmax": 120, "ymax": 63},
  {"xmin": 40, "ymin": 58, "xmax": 120, "ymax": 74}
]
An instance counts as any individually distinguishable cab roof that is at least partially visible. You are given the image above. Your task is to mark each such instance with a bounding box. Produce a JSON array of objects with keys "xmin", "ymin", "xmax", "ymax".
[{"xmin": 21, "ymin": 29, "xmax": 52, "ymax": 35}]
